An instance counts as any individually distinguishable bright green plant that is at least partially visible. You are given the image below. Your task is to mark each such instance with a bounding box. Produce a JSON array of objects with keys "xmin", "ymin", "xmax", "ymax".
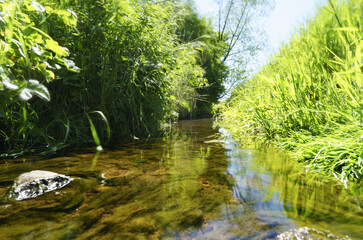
[
  {"xmin": 166, "ymin": 45, "xmax": 208, "ymax": 120},
  {"xmin": 19, "ymin": 0, "xmax": 212, "ymax": 148},
  {"xmin": 220, "ymin": 0, "xmax": 362, "ymax": 183},
  {"xmin": 175, "ymin": 2, "xmax": 229, "ymax": 118},
  {"xmin": 0, "ymin": 0, "xmax": 234, "ymax": 156},
  {"xmin": 0, "ymin": 0, "xmax": 78, "ymax": 154}
]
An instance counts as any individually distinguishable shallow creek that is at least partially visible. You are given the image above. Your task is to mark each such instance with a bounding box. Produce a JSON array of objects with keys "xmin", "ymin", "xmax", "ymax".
[{"xmin": 0, "ymin": 119, "xmax": 362, "ymax": 239}]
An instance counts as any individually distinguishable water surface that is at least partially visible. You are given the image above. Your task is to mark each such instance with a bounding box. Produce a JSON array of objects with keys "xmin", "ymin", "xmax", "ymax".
[{"xmin": 0, "ymin": 119, "xmax": 362, "ymax": 239}]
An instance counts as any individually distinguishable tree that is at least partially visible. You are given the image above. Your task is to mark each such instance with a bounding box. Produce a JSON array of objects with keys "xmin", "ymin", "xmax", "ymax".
[
  {"xmin": 216, "ymin": 0, "xmax": 272, "ymax": 98},
  {"xmin": 176, "ymin": 1, "xmax": 229, "ymax": 118},
  {"xmin": 175, "ymin": 0, "xmax": 272, "ymax": 118}
]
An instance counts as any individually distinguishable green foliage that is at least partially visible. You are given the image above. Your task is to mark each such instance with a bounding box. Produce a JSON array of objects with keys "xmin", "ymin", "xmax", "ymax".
[
  {"xmin": 41, "ymin": 0, "xmax": 179, "ymax": 140},
  {"xmin": 0, "ymin": 0, "xmax": 77, "ymax": 153},
  {"xmin": 220, "ymin": 0, "xmax": 363, "ymax": 183},
  {"xmin": 166, "ymin": 45, "xmax": 207, "ymax": 120},
  {"xmin": 1, "ymin": 0, "xmax": 227, "ymax": 155},
  {"xmin": 175, "ymin": 2, "xmax": 228, "ymax": 118}
]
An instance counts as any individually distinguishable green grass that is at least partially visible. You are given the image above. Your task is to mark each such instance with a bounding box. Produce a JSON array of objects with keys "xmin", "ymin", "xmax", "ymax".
[
  {"xmin": 219, "ymin": 0, "xmax": 362, "ymax": 184},
  {"xmin": 1, "ymin": 0, "xmax": 216, "ymax": 156}
]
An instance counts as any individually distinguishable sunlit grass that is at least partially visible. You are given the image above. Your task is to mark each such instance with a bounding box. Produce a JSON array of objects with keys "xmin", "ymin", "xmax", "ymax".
[
  {"xmin": 220, "ymin": 0, "xmax": 362, "ymax": 183},
  {"xmin": 1, "ymin": 0, "xmax": 209, "ymax": 155}
]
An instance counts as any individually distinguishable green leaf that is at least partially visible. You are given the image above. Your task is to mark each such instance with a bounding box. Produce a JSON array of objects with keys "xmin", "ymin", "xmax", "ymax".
[
  {"xmin": 45, "ymin": 39, "xmax": 69, "ymax": 56},
  {"xmin": 45, "ymin": 6, "xmax": 53, "ymax": 14},
  {"xmin": 28, "ymin": 79, "xmax": 50, "ymax": 101},
  {"xmin": 42, "ymin": 50, "xmax": 53, "ymax": 59},
  {"xmin": 89, "ymin": 111, "xmax": 111, "ymax": 140},
  {"xmin": 2, "ymin": 77, "xmax": 19, "ymax": 90},
  {"xmin": 23, "ymin": 27, "xmax": 44, "ymax": 44},
  {"xmin": 62, "ymin": 57, "xmax": 80, "ymax": 72},
  {"xmin": 63, "ymin": 119, "xmax": 70, "ymax": 143},
  {"xmin": 37, "ymin": 63, "xmax": 55, "ymax": 81},
  {"xmin": 0, "ymin": 54, "xmax": 14, "ymax": 65},
  {"xmin": 28, "ymin": 26, "xmax": 52, "ymax": 40},
  {"xmin": 10, "ymin": 38, "xmax": 22, "ymax": 48},
  {"xmin": 18, "ymin": 80, "xmax": 51, "ymax": 102},
  {"xmin": 31, "ymin": 43, "xmax": 43, "ymax": 56},
  {"xmin": 30, "ymin": 0, "xmax": 45, "ymax": 13},
  {"xmin": 331, "ymin": 27, "xmax": 358, "ymax": 32},
  {"xmin": 67, "ymin": 9, "xmax": 77, "ymax": 20},
  {"xmin": 45, "ymin": 70, "xmax": 55, "ymax": 80},
  {"xmin": 19, "ymin": 88, "xmax": 33, "ymax": 101},
  {"xmin": 53, "ymin": 9, "xmax": 77, "ymax": 26},
  {"xmin": 0, "ymin": 39, "xmax": 9, "ymax": 52},
  {"xmin": 86, "ymin": 113, "xmax": 102, "ymax": 149},
  {"xmin": 18, "ymin": 47, "xmax": 26, "ymax": 59}
]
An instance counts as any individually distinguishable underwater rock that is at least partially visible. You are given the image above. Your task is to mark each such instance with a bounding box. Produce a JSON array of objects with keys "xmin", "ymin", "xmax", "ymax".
[
  {"xmin": 8, "ymin": 170, "xmax": 73, "ymax": 201},
  {"xmin": 277, "ymin": 227, "xmax": 351, "ymax": 240},
  {"xmin": 180, "ymin": 209, "xmax": 204, "ymax": 228}
]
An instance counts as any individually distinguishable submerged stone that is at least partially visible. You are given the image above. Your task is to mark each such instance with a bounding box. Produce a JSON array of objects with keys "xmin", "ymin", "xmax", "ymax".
[
  {"xmin": 8, "ymin": 170, "xmax": 73, "ymax": 201},
  {"xmin": 277, "ymin": 227, "xmax": 351, "ymax": 240}
]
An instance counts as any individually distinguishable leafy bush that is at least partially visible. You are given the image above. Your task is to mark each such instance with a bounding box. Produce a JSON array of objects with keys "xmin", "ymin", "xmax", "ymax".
[
  {"xmin": 37, "ymin": 0, "xmax": 208, "ymax": 141},
  {"xmin": 0, "ymin": 0, "xmax": 77, "ymax": 153},
  {"xmin": 1, "ymin": 0, "xmax": 214, "ymax": 155},
  {"xmin": 176, "ymin": 2, "xmax": 229, "ymax": 118}
]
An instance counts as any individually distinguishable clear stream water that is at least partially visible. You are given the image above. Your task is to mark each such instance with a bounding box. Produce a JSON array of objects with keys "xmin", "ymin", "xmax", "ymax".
[{"xmin": 0, "ymin": 119, "xmax": 362, "ymax": 239}]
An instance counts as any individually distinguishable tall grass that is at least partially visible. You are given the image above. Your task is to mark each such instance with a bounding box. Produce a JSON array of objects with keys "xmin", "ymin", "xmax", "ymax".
[
  {"xmin": 220, "ymin": 0, "xmax": 362, "ymax": 184},
  {"xmin": 1, "ymin": 0, "xmax": 209, "ymax": 156},
  {"xmin": 38, "ymin": 0, "xmax": 207, "ymax": 142}
]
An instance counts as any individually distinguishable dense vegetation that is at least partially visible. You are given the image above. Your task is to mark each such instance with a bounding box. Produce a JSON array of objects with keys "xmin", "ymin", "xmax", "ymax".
[
  {"xmin": 220, "ymin": 0, "xmax": 362, "ymax": 184},
  {"xmin": 0, "ymin": 0, "xmax": 233, "ymax": 156},
  {"xmin": 176, "ymin": 3, "xmax": 229, "ymax": 118}
]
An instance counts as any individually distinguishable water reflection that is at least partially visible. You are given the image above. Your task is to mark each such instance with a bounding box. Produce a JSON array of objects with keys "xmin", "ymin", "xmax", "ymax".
[
  {"xmin": 0, "ymin": 119, "xmax": 362, "ymax": 239},
  {"xmin": 219, "ymin": 129, "xmax": 363, "ymax": 240}
]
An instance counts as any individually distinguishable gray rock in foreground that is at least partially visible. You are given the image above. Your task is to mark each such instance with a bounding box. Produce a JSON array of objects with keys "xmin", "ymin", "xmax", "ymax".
[
  {"xmin": 8, "ymin": 170, "xmax": 73, "ymax": 201},
  {"xmin": 277, "ymin": 227, "xmax": 351, "ymax": 240}
]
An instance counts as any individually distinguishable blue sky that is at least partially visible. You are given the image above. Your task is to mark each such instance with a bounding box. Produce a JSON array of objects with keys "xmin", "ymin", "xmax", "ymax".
[{"xmin": 194, "ymin": 0, "xmax": 327, "ymax": 56}]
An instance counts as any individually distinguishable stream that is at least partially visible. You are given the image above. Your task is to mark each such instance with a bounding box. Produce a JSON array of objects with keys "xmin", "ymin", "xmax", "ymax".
[{"xmin": 0, "ymin": 119, "xmax": 362, "ymax": 239}]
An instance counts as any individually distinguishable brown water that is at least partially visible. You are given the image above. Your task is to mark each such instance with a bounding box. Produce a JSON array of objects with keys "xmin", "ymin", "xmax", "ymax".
[{"xmin": 0, "ymin": 119, "xmax": 362, "ymax": 240}]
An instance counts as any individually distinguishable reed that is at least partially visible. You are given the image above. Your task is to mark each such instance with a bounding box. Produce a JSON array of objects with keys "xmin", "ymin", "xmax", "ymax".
[
  {"xmin": 1, "ymin": 0, "xmax": 210, "ymax": 156},
  {"xmin": 220, "ymin": 0, "xmax": 362, "ymax": 183}
]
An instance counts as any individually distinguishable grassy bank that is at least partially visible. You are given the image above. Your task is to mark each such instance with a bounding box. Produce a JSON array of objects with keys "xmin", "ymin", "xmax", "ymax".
[
  {"xmin": 219, "ymin": 0, "xmax": 362, "ymax": 184},
  {"xmin": 0, "ymin": 0, "xmax": 228, "ymax": 156}
]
